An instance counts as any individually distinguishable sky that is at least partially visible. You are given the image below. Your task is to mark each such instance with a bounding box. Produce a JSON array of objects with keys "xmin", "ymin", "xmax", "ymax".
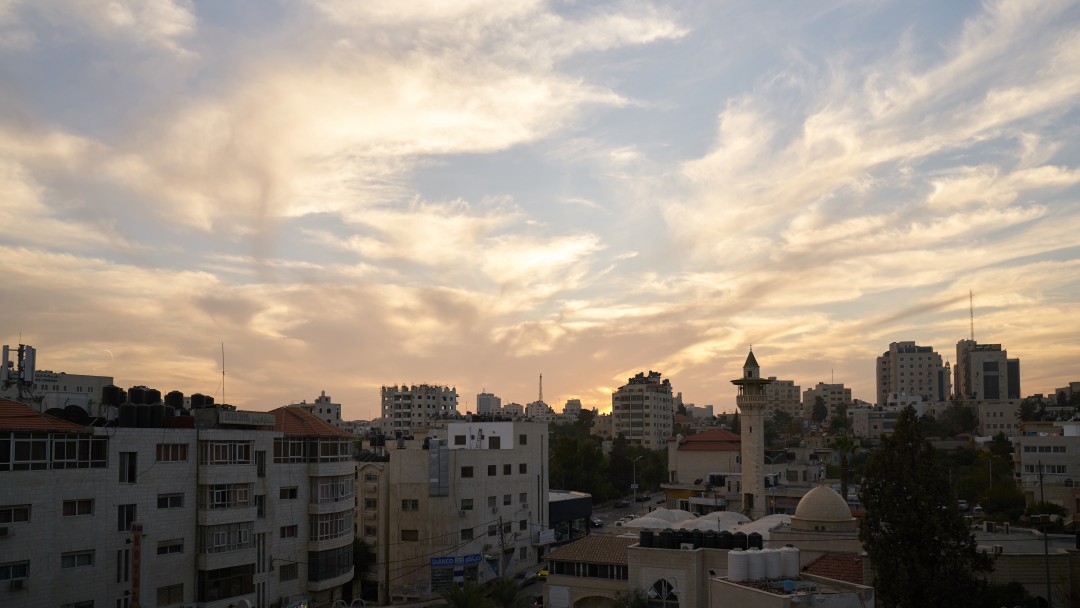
[{"xmin": 2, "ymin": 0, "xmax": 1079, "ymax": 420}]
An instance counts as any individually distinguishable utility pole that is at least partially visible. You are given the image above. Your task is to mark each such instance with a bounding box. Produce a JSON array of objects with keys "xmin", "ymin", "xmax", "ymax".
[{"xmin": 1038, "ymin": 461, "xmax": 1053, "ymax": 608}]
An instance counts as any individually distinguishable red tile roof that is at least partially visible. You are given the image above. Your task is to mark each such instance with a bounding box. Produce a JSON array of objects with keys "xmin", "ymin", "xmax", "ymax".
[
  {"xmin": 673, "ymin": 428, "xmax": 741, "ymax": 451},
  {"xmin": 801, "ymin": 552, "xmax": 864, "ymax": 585},
  {"xmin": 271, "ymin": 405, "xmax": 353, "ymax": 438},
  {"xmin": 546, "ymin": 534, "xmax": 638, "ymax": 566},
  {"xmin": 0, "ymin": 397, "xmax": 89, "ymax": 433}
]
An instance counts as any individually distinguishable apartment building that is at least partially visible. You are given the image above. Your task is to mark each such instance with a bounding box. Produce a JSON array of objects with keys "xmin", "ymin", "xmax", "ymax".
[
  {"xmin": 0, "ymin": 397, "xmax": 355, "ymax": 608},
  {"xmin": 356, "ymin": 421, "xmax": 549, "ymax": 605},
  {"xmin": 955, "ymin": 340, "xmax": 1021, "ymax": 401},
  {"xmin": 802, "ymin": 382, "xmax": 851, "ymax": 419},
  {"xmin": 1013, "ymin": 420, "xmax": 1080, "ymax": 519},
  {"xmin": 475, "ymin": 392, "xmax": 501, "ymax": 415},
  {"xmin": 290, "ymin": 390, "xmax": 345, "ymax": 429},
  {"xmin": 611, "ymin": 371, "xmax": 675, "ymax": 450},
  {"xmin": 763, "ymin": 377, "xmax": 801, "ymax": 418},
  {"xmin": 380, "ymin": 384, "xmax": 458, "ymax": 433},
  {"xmin": 875, "ymin": 341, "xmax": 950, "ymax": 405}
]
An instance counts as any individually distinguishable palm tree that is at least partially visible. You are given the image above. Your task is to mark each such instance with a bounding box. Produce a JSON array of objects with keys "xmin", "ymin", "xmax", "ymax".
[
  {"xmin": 486, "ymin": 577, "xmax": 533, "ymax": 608},
  {"xmin": 437, "ymin": 581, "xmax": 493, "ymax": 608},
  {"xmin": 829, "ymin": 434, "xmax": 857, "ymax": 501}
]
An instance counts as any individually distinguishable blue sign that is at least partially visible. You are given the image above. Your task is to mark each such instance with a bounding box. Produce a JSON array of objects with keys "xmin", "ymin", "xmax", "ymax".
[
  {"xmin": 431, "ymin": 556, "xmax": 456, "ymax": 568},
  {"xmin": 463, "ymin": 553, "xmax": 482, "ymax": 565}
]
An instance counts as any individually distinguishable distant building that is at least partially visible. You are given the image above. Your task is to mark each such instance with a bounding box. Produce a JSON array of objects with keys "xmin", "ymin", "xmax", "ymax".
[
  {"xmin": 875, "ymin": 341, "xmax": 950, "ymax": 405},
  {"xmin": 526, "ymin": 400, "xmax": 554, "ymax": 420},
  {"xmin": 380, "ymin": 384, "xmax": 458, "ymax": 433},
  {"xmin": 685, "ymin": 404, "xmax": 715, "ymax": 419},
  {"xmin": 802, "ymin": 382, "xmax": 851, "ymax": 419},
  {"xmin": 476, "ymin": 392, "xmax": 501, "ymax": 415},
  {"xmin": 503, "ymin": 402, "xmax": 524, "ymax": 417},
  {"xmin": 955, "ymin": 339, "xmax": 1020, "ymax": 400},
  {"xmin": 1, "ymin": 343, "xmax": 113, "ymax": 415},
  {"xmin": 562, "ymin": 398, "xmax": 582, "ymax": 418},
  {"xmin": 612, "ymin": 371, "xmax": 675, "ymax": 450},
  {"xmin": 763, "ymin": 377, "xmax": 801, "ymax": 418},
  {"xmin": 291, "ymin": 390, "xmax": 345, "ymax": 428}
]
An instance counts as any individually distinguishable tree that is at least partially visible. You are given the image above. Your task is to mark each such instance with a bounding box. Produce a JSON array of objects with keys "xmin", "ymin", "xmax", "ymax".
[
  {"xmin": 438, "ymin": 581, "xmax": 493, "ymax": 608},
  {"xmin": 859, "ymin": 406, "xmax": 991, "ymax": 608},
  {"xmin": 937, "ymin": 401, "xmax": 977, "ymax": 436},
  {"xmin": 1017, "ymin": 397, "xmax": 1045, "ymax": 422},
  {"xmin": 828, "ymin": 403, "xmax": 848, "ymax": 434},
  {"xmin": 612, "ymin": 589, "xmax": 649, "ymax": 608},
  {"xmin": 811, "ymin": 396, "xmax": 828, "ymax": 424},
  {"xmin": 486, "ymin": 578, "xmax": 532, "ymax": 608},
  {"xmin": 828, "ymin": 434, "xmax": 856, "ymax": 500},
  {"xmin": 987, "ymin": 432, "xmax": 1012, "ymax": 459}
]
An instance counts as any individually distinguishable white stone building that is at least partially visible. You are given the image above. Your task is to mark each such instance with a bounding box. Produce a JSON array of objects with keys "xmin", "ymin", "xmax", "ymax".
[
  {"xmin": 476, "ymin": 392, "xmax": 501, "ymax": 415},
  {"xmin": 955, "ymin": 339, "xmax": 1021, "ymax": 401},
  {"xmin": 380, "ymin": 384, "xmax": 458, "ymax": 433},
  {"xmin": 611, "ymin": 371, "xmax": 675, "ymax": 450},
  {"xmin": 875, "ymin": 341, "xmax": 950, "ymax": 406}
]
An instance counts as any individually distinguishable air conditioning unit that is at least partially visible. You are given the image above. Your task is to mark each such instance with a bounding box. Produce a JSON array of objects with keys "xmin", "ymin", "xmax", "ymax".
[
  {"xmin": 0, "ymin": 526, "xmax": 9, "ymax": 537},
  {"xmin": 459, "ymin": 510, "xmax": 467, "ymax": 517},
  {"xmin": 679, "ymin": 543, "xmax": 694, "ymax": 551},
  {"xmin": 491, "ymin": 507, "xmax": 498, "ymax": 514},
  {"xmin": 10, "ymin": 578, "xmax": 25, "ymax": 591},
  {"xmin": 520, "ymin": 503, "xmax": 529, "ymax": 511},
  {"xmin": 992, "ymin": 545, "xmax": 1003, "ymax": 556}
]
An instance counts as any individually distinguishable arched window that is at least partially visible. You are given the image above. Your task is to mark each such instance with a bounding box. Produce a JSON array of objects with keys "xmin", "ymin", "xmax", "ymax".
[{"xmin": 648, "ymin": 578, "xmax": 679, "ymax": 607}]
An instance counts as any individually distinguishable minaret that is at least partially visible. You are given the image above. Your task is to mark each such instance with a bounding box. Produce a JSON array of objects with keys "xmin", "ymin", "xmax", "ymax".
[{"xmin": 731, "ymin": 348, "xmax": 771, "ymax": 519}]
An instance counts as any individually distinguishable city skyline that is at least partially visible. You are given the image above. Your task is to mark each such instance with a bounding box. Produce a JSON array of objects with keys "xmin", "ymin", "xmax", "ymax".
[{"xmin": 2, "ymin": 1, "xmax": 1079, "ymax": 419}]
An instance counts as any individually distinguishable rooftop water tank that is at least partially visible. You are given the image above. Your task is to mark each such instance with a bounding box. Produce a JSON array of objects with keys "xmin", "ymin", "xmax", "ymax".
[
  {"xmin": 748, "ymin": 532, "xmax": 764, "ymax": 550},
  {"xmin": 733, "ymin": 531, "xmax": 748, "ymax": 550},
  {"xmin": 746, "ymin": 548, "xmax": 764, "ymax": 581},
  {"xmin": 728, "ymin": 549, "xmax": 748, "ymax": 581},
  {"xmin": 763, "ymin": 548, "xmax": 782, "ymax": 579},
  {"xmin": 780, "ymin": 545, "xmax": 800, "ymax": 579},
  {"xmin": 639, "ymin": 530, "xmax": 654, "ymax": 548}
]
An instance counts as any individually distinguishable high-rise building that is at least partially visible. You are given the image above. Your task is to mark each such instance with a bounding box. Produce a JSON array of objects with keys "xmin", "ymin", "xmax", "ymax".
[
  {"xmin": 563, "ymin": 398, "xmax": 582, "ymax": 418},
  {"xmin": 476, "ymin": 392, "xmax": 502, "ymax": 415},
  {"xmin": 802, "ymin": 382, "xmax": 852, "ymax": 419},
  {"xmin": 380, "ymin": 384, "xmax": 458, "ymax": 432},
  {"xmin": 611, "ymin": 371, "xmax": 675, "ymax": 450},
  {"xmin": 955, "ymin": 339, "xmax": 1020, "ymax": 400},
  {"xmin": 763, "ymin": 377, "xmax": 801, "ymax": 417},
  {"xmin": 731, "ymin": 350, "xmax": 770, "ymax": 519},
  {"xmin": 875, "ymin": 341, "xmax": 949, "ymax": 405}
]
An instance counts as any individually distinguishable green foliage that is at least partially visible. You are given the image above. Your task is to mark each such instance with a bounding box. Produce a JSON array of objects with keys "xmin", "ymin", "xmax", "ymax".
[
  {"xmin": 352, "ymin": 538, "xmax": 374, "ymax": 583},
  {"xmin": 827, "ymin": 403, "xmax": 848, "ymax": 434},
  {"xmin": 829, "ymin": 434, "xmax": 857, "ymax": 500},
  {"xmin": 438, "ymin": 581, "xmax": 494, "ymax": 608},
  {"xmin": 937, "ymin": 402, "xmax": 977, "ymax": 436},
  {"xmin": 987, "ymin": 432, "xmax": 1013, "ymax": 459},
  {"xmin": 859, "ymin": 407, "xmax": 992, "ymax": 608},
  {"xmin": 975, "ymin": 582, "xmax": 1037, "ymax": 608},
  {"xmin": 730, "ymin": 411, "xmax": 740, "ymax": 434},
  {"xmin": 486, "ymin": 578, "xmax": 533, "ymax": 608},
  {"xmin": 612, "ymin": 589, "xmax": 650, "ymax": 608},
  {"xmin": 550, "ymin": 435, "xmax": 615, "ymax": 500},
  {"xmin": 1017, "ymin": 397, "xmax": 1046, "ymax": 422},
  {"xmin": 811, "ymin": 396, "xmax": 828, "ymax": 424}
]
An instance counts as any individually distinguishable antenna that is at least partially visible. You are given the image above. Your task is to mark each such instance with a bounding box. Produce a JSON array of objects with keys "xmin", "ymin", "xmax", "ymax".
[
  {"xmin": 969, "ymin": 290, "xmax": 975, "ymax": 341},
  {"xmin": 221, "ymin": 343, "xmax": 226, "ymax": 407},
  {"xmin": 539, "ymin": 373, "xmax": 543, "ymax": 403}
]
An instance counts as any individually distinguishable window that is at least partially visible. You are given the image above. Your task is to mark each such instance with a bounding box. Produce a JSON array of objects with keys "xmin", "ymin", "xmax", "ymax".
[
  {"xmin": 0, "ymin": 560, "xmax": 29, "ymax": 581},
  {"xmin": 519, "ymin": 433, "xmax": 527, "ymax": 446},
  {"xmin": 488, "ymin": 464, "xmax": 497, "ymax": 476},
  {"xmin": 279, "ymin": 562, "xmax": 298, "ymax": 582},
  {"xmin": 519, "ymin": 546, "xmax": 528, "ymax": 560},
  {"xmin": 460, "ymin": 528, "xmax": 474, "ymax": 541},
  {"xmin": 199, "ymin": 440, "xmax": 253, "ymax": 465},
  {"xmin": 157, "ymin": 539, "xmax": 184, "ymax": 555},
  {"xmin": 311, "ymin": 510, "xmax": 354, "ymax": 541},
  {"xmin": 519, "ymin": 492, "xmax": 527, "ymax": 504},
  {"xmin": 311, "ymin": 475, "xmax": 353, "ymax": 503},
  {"xmin": 519, "ymin": 463, "xmax": 527, "ymax": 474},
  {"xmin": 503, "ymin": 464, "xmax": 512, "ymax": 475},
  {"xmin": 156, "ymin": 444, "xmax": 188, "ymax": 462},
  {"xmin": 119, "ymin": 452, "xmax": 137, "ymax": 483},
  {"xmin": 401, "ymin": 499, "xmax": 419, "ymax": 511},
  {"xmin": 364, "ymin": 526, "xmax": 376, "ymax": 537},
  {"xmin": 199, "ymin": 522, "xmax": 254, "ymax": 554},
  {"xmin": 0, "ymin": 504, "xmax": 30, "ymax": 523},
  {"xmin": 63, "ymin": 499, "xmax": 93, "ymax": 516},
  {"xmin": 116, "ymin": 548, "xmax": 130, "ymax": 583},
  {"xmin": 308, "ymin": 545, "xmax": 353, "ymax": 582},
  {"xmin": 117, "ymin": 504, "xmax": 136, "ymax": 531},
  {"xmin": 503, "ymin": 494, "xmax": 511, "ymax": 505},
  {"xmin": 255, "ymin": 450, "xmax": 266, "ymax": 477},
  {"xmin": 488, "ymin": 436, "xmax": 501, "ymax": 449},
  {"xmin": 460, "ymin": 466, "xmax": 474, "ymax": 479},
  {"xmin": 59, "ymin": 602, "xmax": 93, "ymax": 608},
  {"xmin": 364, "ymin": 498, "xmax": 377, "ymax": 510},
  {"xmin": 400, "ymin": 529, "xmax": 419, "ymax": 542},
  {"xmin": 62, "ymin": 550, "xmax": 95, "ymax": 568},
  {"xmin": 255, "ymin": 495, "xmax": 265, "ymax": 518},
  {"xmin": 279, "ymin": 486, "xmax": 298, "ymax": 500},
  {"xmin": 157, "ymin": 493, "xmax": 183, "ymax": 509},
  {"xmin": 197, "ymin": 563, "xmax": 254, "ymax": 603},
  {"xmin": 200, "ymin": 483, "xmax": 253, "ymax": 509},
  {"xmin": 487, "ymin": 496, "xmax": 496, "ymax": 508},
  {"xmin": 520, "ymin": 519, "xmax": 528, "ymax": 531},
  {"xmin": 488, "ymin": 524, "xmax": 497, "ymax": 537},
  {"xmin": 280, "ymin": 525, "xmax": 298, "ymax": 538},
  {"xmin": 502, "ymin": 522, "xmax": 511, "ymax": 533},
  {"xmin": 454, "ymin": 435, "xmax": 466, "ymax": 446},
  {"xmin": 156, "ymin": 583, "xmax": 184, "ymax": 606}
]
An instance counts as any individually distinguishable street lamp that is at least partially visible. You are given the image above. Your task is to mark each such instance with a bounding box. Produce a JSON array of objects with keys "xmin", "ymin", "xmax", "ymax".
[{"xmin": 631, "ymin": 456, "xmax": 644, "ymax": 513}]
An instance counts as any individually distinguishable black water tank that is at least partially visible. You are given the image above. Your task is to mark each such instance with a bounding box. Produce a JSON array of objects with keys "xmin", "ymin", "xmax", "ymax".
[
  {"xmin": 102, "ymin": 385, "xmax": 125, "ymax": 406},
  {"xmin": 190, "ymin": 393, "xmax": 206, "ymax": 408},
  {"xmin": 165, "ymin": 391, "xmax": 184, "ymax": 409},
  {"xmin": 163, "ymin": 406, "xmax": 175, "ymax": 418},
  {"xmin": 719, "ymin": 530, "xmax": 733, "ymax": 549},
  {"xmin": 64, "ymin": 405, "xmax": 90, "ymax": 425},
  {"xmin": 659, "ymin": 528, "xmax": 676, "ymax": 549},
  {"xmin": 44, "ymin": 408, "xmax": 67, "ymax": 419},
  {"xmin": 145, "ymin": 388, "xmax": 161, "ymax": 404},
  {"xmin": 733, "ymin": 531, "xmax": 748, "ymax": 550},
  {"xmin": 748, "ymin": 532, "xmax": 763, "ymax": 550},
  {"xmin": 676, "ymin": 529, "xmax": 690, "ymax": 548},
  {"xmin": 639, "ymin": 530, "xmax": 654, "ymax": 548},
  {"xmin": 704, "ymin": 530, "xmax": 718, "ymax": 548},
  {"xmin": 128, "ymin": 386, "xmax": 147, "ymax": 405},
  {"xmin": 204, "ymin": 395, "xmax": 214, "ymax": 407},
  {"xmin": 136, "ymin": 404, "xmax": 151, "ymax": 428},
  {"xmin": 691, "ymin": 529, "xmax": 704, "ymax": 549},
  {"xmin": 119, "ymin": 403, "xmax": 138, "ymax": 427},
  {"xmin": 150, "ymin": 405, "xmax": 165, "ymax": 428}
]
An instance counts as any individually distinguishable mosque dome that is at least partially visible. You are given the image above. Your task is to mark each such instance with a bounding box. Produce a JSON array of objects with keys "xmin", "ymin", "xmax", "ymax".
[{"xmin": 790, "ymin": 485, "xmax": 856, "ymax": 532}]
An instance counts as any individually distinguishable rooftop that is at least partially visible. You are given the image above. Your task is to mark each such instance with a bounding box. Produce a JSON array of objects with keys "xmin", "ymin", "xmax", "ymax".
[
  {"xmin": 801, "ymin": 553, "xmax": 864, "ymax": 585},
  {"xmin": 546, "ymin": 534, "xmax": 638, "ymax": 566},
  {"xmin": 272, "ymin": 405, "xmax": 353, "ymax": 438},
  {"xmin": 672, "ymin": 428, "xmax": 741, "ymax": 451},
  {"xmin": 0, "ymin": 397, "xmax": 88, "ymax": 433}
]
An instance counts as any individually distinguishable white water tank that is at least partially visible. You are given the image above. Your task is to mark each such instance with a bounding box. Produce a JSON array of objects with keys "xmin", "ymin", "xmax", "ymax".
[
  {"xmin": 763, "ymin": 547, "xmax": 782, "ymax": 579},
  {"xmin": 780, "ymin": 545, "xmax": 800, "ymax": 578},
  {"xmin": 746, "ymin": 548, "xmax": 764, "ymax": 581},
  {"xmin": 728, "ymin": 548, "xmax": 749, "ymax": 581}
]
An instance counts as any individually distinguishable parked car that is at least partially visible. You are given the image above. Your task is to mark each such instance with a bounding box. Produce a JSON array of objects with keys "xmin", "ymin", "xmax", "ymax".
[
  {"xmin": 589, "ymin": 516, "xmax": 604, "ymax": 528},
  {"xmin": 958, "ymin": 499, "xmax": 969, "ymax": 512},
  {"xmin": 635, "ymin": 495, "xmax": 650, "ymax": 502},
  {"xmin": 537, "ymin": 568, "xmax": 549, "ymax": 580},
  {"xmin": 614, "ymin": 499, "xmax": 630, "ymax": 508},
  {"xmin": 514, "ymin": 570, "xmax": 538, "ymax": 588}
]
